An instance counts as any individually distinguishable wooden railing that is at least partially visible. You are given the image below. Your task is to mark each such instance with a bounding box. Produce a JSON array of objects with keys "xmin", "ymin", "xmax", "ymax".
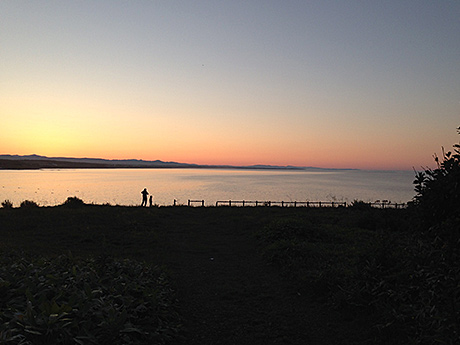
[
  {"xmin": 215, "ymin": 200, "xmax": 347, "ymax": 207},
  {"xmin": 188, "ymin": 199, "xmax": 205, "ymax": 207},
  {"xmin": 182, "ymin": 199, "xmax": 406, "ymax": 208},
  {"xmin": 184, "ymin": 200, "xmax": 347, "ymax": 207},
  {"xmin": 368, "ymin": 201, "xmax": 407, "ymax": 209}
]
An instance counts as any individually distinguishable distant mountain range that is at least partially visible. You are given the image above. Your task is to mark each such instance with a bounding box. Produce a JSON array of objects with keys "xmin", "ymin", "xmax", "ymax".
[
  {"xmin": 0, "ymin": 154, "xmax": 334, "ymax": 171},
  {"xmin": 0, "ymin": 154, "xmax": 196, "ymax": 169}
]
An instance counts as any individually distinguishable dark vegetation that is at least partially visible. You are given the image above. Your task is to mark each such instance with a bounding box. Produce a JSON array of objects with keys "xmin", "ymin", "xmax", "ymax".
[
  {"xmin": 1, "ymin": 127, "xmax": 459, "ymax": 344},
  {"xmin": 19, "ymin": 200, "xmax": 40, "ymax": 209},
  {"xmin": 1, "ymin": 200, "xmax": 13, "ymax": 209},
  {"xmin": 0, "ymin": 253, "xmax": 180, "ymax": 345}
]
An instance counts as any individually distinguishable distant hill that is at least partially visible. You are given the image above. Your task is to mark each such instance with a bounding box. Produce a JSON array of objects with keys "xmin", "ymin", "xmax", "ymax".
[
  {"xmin": 0, "ymin": 154, "xmax": 350, "ymax": 171},
  {"xmin": 0, "ymin": 154, "xmax": 196, "ymax": 170}
]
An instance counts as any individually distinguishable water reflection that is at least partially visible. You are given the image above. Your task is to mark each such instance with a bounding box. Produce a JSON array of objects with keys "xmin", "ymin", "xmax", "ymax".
[{"xmin": 0, "ymin": 168, "xmax": 414, "ymax": 207}]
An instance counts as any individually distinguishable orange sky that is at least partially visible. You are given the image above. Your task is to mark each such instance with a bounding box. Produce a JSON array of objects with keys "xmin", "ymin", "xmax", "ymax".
[{"xmin": 1, "ymin": 2, "xmax": 459, "ymax": 170}]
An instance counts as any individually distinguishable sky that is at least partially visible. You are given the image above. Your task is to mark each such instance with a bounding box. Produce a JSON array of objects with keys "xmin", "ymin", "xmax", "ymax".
[{"xmin": 1, "ymin": 1, "xmax": 459, "ymax": 170}]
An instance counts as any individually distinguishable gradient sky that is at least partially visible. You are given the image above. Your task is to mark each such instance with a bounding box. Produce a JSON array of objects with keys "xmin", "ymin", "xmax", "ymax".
[{"xmin": 1, "ymin": 1, "xmax": 459, "ymax": 170}]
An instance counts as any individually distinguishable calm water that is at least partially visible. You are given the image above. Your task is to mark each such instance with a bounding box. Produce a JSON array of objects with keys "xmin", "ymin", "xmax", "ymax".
[{"xmin": 0, "ymin": 168, "xmax": 415, "ymax": 207}]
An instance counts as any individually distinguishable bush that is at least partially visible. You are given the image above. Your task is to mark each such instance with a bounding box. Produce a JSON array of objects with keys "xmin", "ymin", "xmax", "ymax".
[
  {"xmin": 413, "ymin": 126, "xmax": 460, "ymax": 230},
  {"xmin": 19, "ymin": 200, "xmax": 39, "ymax": 208},
  {"xmin": 62, "ymin": 196, "xmax": 85, "ymax": 208},
  {"xmin": 1, "ymin": 200, "xmax": 13, "ymax": 209},
  {"xmin": 0, "ymin": 253, "xmax": 181, "ymax": 345}
]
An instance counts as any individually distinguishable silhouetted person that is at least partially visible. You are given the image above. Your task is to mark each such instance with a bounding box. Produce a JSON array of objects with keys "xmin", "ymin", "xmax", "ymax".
[
  {"xmin": 141, "ymin": 188, "xmax": 149, "ymax": 207},
  {"xmin": 149, "ymin": 195, "xmax": 153, "ymax": 207}
]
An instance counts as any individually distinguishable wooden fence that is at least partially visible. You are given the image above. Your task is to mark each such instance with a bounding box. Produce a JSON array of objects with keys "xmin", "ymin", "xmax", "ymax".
[
  {"xmin": 187, "ymin": 199, "xmax": 205, "ymax": 207},
  {"xmin": 368, "ymin": 201, "xmax": 407, "ymax": 209},
  {"xmin": 182, "ymin": 199, "xmax": 407, "ymax": 208},
  {"xmin": 215, "ymin": 200, "xmax": 347, "ymax": 207}
]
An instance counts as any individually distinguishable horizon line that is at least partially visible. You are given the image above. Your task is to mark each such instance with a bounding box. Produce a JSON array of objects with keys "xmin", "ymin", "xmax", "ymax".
[{"xmin": 0, "ymin": 153, "xmax": 415, "ymax": 172}]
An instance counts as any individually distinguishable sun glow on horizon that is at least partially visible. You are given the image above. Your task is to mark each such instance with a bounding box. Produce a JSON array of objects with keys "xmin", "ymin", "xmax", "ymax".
[{"xmin": 1, "ymin": 2, "xmax": 459, "ymax": 171}]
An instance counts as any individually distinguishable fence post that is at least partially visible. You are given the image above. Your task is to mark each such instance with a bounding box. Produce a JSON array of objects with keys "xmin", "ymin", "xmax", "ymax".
[
  {"xmin": 229, "ymin": 200, "xmax": 231, "ymax": 207},
  {"xmin": 255, "ymin": 201, "xmax": 258, "ymax": 206},
  {"xmin": 319, "ymin": 201, "xmax": 322, "ymax": 207},
  {"xmin": 242, "ymin": 200, "xmax": 245, "ymax": 207},
  {"xmin": 188, "ymin": 199, "xmax": 190, "ymax": 207},
  {"xmin": 201, "ymin": 200, "xmax": 204, "ymax": 207}
]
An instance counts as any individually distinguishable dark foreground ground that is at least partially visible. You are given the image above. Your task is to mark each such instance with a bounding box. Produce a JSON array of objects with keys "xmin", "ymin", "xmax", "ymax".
[{"xmin": 0, "ymin": 206, "xmax": 405, "ymax": 344}]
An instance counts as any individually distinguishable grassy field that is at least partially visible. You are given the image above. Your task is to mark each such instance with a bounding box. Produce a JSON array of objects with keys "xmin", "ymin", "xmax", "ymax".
[{"xmin": 0, "ymin": 203, "xmax": 457, "ymax": 344}]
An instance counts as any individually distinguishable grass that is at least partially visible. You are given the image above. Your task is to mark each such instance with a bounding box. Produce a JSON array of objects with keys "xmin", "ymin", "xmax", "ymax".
[
  {"xmin": 256, "ymin": 208, "xmax": 460, "ymax": 344},
  {"xmin": 0, "ymin": 203, "xmax": 458, "ymax": 344}
]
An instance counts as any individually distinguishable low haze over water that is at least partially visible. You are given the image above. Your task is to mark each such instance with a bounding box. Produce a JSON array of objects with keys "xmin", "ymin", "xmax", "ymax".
[{"xmin": 1, "ymin": 169, "xmax": 414, "ymax": 207}]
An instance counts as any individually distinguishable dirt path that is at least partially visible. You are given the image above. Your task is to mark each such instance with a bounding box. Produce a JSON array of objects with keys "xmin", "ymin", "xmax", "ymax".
[{"xmin": 146, "ymin": 208, "xmax": 345, "ymax": 345}]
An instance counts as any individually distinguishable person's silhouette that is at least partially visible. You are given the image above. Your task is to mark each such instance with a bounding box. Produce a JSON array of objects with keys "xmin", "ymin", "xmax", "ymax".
[
  {"xmin": 141, "ymin": 188, "xmax": 149, "ymax": 207},
  {"xmin": 149, "ymin": 195, "xmax": 153, "ymax": 207}
]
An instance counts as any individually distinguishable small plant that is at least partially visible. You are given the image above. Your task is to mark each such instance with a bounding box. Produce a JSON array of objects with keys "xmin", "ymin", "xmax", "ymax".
[
  {"xmin": 0, "ymin": 253, "xmax": 182, "ymax": 344},
  {"xmin": 1, "ymin": 199, "xmax": 13, "ymax": 209},
  {"xmin": 62, "ymin": 196, "xmax": 85, "ymax": 208},
  {"xmin": 19, "ymin": 200, "xmax": 39, "ymax": 208}
]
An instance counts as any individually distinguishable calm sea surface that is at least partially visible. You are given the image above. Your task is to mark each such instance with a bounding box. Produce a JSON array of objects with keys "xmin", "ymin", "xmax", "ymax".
[{"xmin": 0, "ymin": 168, "xmax": 415, "ymax": 207}]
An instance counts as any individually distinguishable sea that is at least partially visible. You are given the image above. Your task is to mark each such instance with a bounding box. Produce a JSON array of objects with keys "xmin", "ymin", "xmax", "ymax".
[{"xmin": 0, "ymin": 168, "xmax": 416, "ymax": 207}]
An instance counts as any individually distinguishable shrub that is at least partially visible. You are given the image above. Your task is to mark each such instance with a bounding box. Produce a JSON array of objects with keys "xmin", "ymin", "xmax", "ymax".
[
  {"xmin": 413, "ymin": 126, "xmax": 460, "ymax": 230},
  {"xmin": 19, "ymin": 200, "xmax": 39, "ymax": 208},
  {"xmin": 1, "ymin": 200, "xmax": 13, "ymax": 209},
  {"xmin": 62, "ymin": 196, "xmax": 85, "ymax": 208}
]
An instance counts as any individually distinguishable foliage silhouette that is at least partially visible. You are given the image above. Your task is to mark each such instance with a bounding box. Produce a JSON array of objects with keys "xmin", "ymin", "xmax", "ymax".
[
  {"xmin": 62, "ymin": 196, "xmax": 85, "ymax": 208},
  {"xmin": 413, "ymin": 126, "xmax": 460, "ymax": 230},
  {"xmin": 1, "ymin": 200, "xmax": 13, "ymax": 209},
  {"xmin": 20, "ymin": 200, "xmax": 39, "ymax": 208}
]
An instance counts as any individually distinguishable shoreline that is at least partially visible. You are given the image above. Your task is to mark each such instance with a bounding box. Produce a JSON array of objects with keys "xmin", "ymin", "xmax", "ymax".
[{"xmin": 0, "ymin": 159, "xmax": 310, "ymax": 171}]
